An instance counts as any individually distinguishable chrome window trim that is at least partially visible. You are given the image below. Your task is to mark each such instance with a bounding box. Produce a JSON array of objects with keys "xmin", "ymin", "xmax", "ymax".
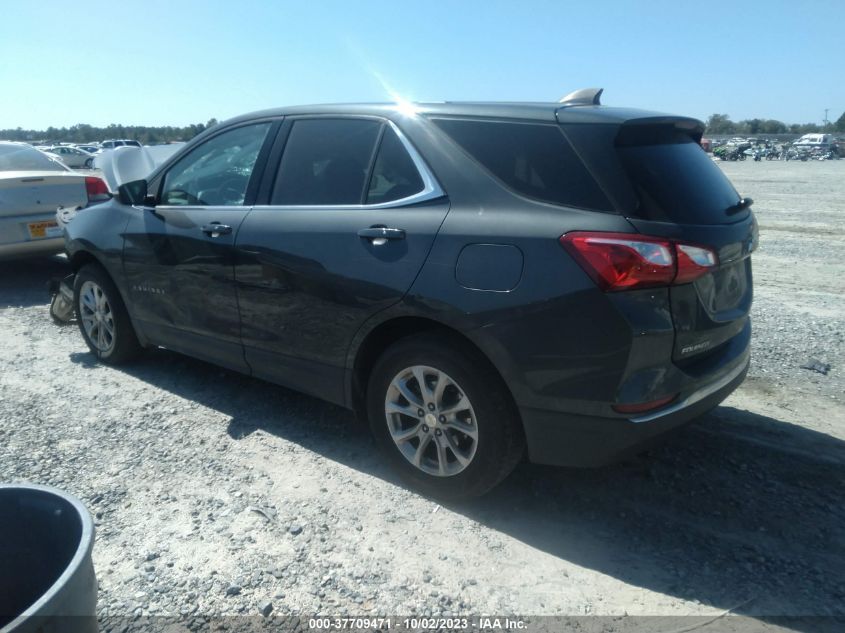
[{"xmin": 258, "ymin": 118, "xmax": 445, "ymax": 211}]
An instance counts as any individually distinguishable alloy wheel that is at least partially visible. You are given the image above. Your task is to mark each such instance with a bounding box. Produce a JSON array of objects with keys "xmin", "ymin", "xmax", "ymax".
[
  {"xmin": 79, "ymin": 280, "xmax": 116, "ymax": 354},
  {"xmin": 384, "ymin": 365, "xmax": 478, "ymax": 477}
]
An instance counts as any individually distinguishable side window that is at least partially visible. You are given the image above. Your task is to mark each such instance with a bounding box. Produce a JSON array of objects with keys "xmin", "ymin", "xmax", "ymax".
[
  {"xmin": 161, "ymin": 123, "xmax": 270, "ymax": 206},
  {"xmin": 431, "ymin": 118, "xmax": 613, "ymax": 212},
  {"xmin": 366, "ymin": 126, "xmax": 424, "ymax": 204},
  {"xmin": 271, "ymin": 119, "xmax": 381, "ymax": 205}
]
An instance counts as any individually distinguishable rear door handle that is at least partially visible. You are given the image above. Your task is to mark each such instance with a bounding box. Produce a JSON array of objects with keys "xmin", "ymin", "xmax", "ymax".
[
  {"xmin": 357, "ymin": 227, "xmax": 406, "ymax": 241},
  {"xmin": 201, "ymin": 223, "xmax": 232, "ymax": 236}
]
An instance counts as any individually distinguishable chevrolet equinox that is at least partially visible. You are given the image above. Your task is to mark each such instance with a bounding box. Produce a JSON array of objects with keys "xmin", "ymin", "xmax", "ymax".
[{"xmin": 63, "ymin": 89, "xmax": 756, "ymax": 498}]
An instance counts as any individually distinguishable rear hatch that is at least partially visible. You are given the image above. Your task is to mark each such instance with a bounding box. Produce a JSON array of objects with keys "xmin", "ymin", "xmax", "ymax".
[{"xmin": 561, "ymin": 115, "xmax": 757, "ymax": 365}]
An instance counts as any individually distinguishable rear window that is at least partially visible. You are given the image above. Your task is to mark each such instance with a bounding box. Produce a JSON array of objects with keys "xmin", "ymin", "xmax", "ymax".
[
  {"xmin": 0, "ymin": 145, "xmax": 66, "ymax": 172},
  {"xmin": 617, "ymin": 133, "xmax": 741, "ymax": 224},
  {"xmin": 431, "ymin": 118, "xmax": 613, "ymax": 212}
]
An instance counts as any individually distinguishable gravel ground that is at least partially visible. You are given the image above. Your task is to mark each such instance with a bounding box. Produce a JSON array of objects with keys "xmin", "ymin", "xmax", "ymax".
[
  {"xmin": 0, "ymin": 160, "xmax": 843, "ymax": 630},
  {"xmin": 720, "ymin": 159, "xmax": 845, "ymax": 402}
]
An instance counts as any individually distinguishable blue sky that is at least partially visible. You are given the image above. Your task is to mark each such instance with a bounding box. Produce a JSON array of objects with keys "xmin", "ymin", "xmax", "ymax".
[{"xmin": 1, "ymin": 0, "xmax": 842, "ymax": 129}]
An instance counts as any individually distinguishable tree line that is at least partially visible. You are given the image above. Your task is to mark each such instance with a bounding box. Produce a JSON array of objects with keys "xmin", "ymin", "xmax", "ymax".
[
  {"xmin": 705, "ymin": 112, "xmax": 845, "ymax": 135},
  {"xmin": 2, "ymin": 112, "xmax": 843, "ymax": 143},
  {"xmin": 0, "ymin": 119, "xmax": 219, "ymax": 144}
]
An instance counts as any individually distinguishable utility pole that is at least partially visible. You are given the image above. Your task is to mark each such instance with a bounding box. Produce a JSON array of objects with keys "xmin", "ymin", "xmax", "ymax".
[{"xmin": 823, "ymin": 108, "xmax": 830, "ymax": 128}]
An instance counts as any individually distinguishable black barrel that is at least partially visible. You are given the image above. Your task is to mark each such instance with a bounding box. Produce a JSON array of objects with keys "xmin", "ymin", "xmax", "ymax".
[{"xmin": 0, "ymin": 484, "xmax": 97, "ymax": 633}]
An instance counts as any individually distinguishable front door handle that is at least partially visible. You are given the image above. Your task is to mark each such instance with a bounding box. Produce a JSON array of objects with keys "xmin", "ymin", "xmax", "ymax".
[
  {"xmin": 202, "ymin": 223, "xmax": 233, "ymax": 236},
  {"xmin": 357, "ymin": 227, "xmax": 406, "ymax": 241}
]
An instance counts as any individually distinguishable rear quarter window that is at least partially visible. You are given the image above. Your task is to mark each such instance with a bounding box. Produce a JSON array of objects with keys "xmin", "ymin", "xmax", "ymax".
[
  {"xmin": 431, "ymin": 118, "xmax": 613, "ymax": 212},
  {"xmin": 366, "ymin": 126, "xmax": 424, "ymax": 204},
  {"xmin": 0, "ymin": 145, "xmax": 66, "ymax": 172}
]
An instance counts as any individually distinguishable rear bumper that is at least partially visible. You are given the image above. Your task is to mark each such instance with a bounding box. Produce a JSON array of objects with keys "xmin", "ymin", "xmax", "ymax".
[{"xmin": 520, "ymin": 352, "xmax": 749, "ymax": 467}]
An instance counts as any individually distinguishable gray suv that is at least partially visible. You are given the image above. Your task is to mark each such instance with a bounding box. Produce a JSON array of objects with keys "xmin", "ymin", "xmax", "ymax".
[{"xmin": 63, "ymin": 89, "xmax": 756, "ymax": 498}]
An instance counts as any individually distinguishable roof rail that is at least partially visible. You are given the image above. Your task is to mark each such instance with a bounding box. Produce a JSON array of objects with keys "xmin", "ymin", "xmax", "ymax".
[{"xmin": 558, "ymin": 88, "xmax": 603, "ymax": 106}]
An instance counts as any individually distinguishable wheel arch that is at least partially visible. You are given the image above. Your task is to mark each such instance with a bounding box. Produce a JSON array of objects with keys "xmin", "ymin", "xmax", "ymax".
[
  {"xmin": 69, "ymin": 248, "xmax": 148, "ymax": 347},
  {"xmin": 69, "ymin": 249, "xmax": 101, "ymax": 273},
  {"xmin": 348, "ymin": 315, "xmax": 523, "ymax": 434}
]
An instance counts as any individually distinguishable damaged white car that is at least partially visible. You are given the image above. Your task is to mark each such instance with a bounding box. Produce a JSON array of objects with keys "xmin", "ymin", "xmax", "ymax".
[{"xmin": 0, "ymin": 142, "xmax": 109, "ymax": 260}]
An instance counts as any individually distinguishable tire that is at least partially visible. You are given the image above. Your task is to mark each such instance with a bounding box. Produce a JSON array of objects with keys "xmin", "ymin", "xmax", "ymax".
[
  {"xmin": 73, "ymin": 264, "xmax": 141, "ymax": 364},
  {"xmin": 366, "ymin": 333, "xmax": 525, "ymax": 499},
  {"xmin": 84, "ymin": 158, "xmax": 94, "ymax": 168}
]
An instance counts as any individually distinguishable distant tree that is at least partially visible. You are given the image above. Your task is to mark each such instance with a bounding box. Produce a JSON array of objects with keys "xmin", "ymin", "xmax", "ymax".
[
  {"xmin": 835, "ymin": 111, "xmax": 845, "ymax": 133},
  {"xmin": 746, "ymin": 118, "xmax": 762, "ymax": 135},
  {"xmin": 705, "ymin": 114, "xmax": 735, "ymax": 134},
  {"xmin": 760, "ymin": 119, "xmax": 787, "ymax": 134},
  {"xmin": 0, "ymin": 121, "xmax": 215, "ymax": 144}
]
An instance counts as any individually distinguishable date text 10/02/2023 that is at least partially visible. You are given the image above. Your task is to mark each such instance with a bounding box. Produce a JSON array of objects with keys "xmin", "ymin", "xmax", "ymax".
[{"xmin": 307, "ymin": 617, "xmax": 527, "ymax": 630}]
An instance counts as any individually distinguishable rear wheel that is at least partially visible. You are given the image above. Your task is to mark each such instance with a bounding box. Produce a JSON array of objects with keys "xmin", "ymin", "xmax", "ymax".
[
  {"xmin": 367, "ymin": 334, "xmax": 524, "ymax": 499},
  {"xmin": 74, "ymin": 264, "xmax": 141, "ymax": 364}
]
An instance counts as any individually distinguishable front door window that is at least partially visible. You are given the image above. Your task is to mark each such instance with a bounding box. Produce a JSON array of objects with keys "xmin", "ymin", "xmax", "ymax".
[{"xmin": 161, "ymin": 123, "xmax": 271, "ymax": 206}]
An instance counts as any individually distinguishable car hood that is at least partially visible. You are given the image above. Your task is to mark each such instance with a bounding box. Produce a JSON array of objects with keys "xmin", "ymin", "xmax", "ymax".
[{"xmin": 95, "ymin": 145, "xmax": 183, "ymax": 192}]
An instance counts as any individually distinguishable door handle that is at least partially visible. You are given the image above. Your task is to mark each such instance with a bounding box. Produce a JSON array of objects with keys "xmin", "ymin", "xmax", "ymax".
[
  {"xmin": 201, "ymin": 223, "xmax": 233, "ymax": 236},
  {"xmin": 357, "ymin": 227, "xmax": 406, "ymax": 241}
]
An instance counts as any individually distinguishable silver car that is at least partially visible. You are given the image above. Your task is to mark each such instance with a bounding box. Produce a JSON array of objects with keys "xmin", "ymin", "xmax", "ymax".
[
  {"xmin": 0, "ymin": 142, "xmax": 109, "ymax": 259},
  {"xmin": 41, "ymin": 145, "xmax": 96, "ymax": 169}
]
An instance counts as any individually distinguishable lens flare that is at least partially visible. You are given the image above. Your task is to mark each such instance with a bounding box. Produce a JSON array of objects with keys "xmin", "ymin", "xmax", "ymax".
[{"xmin": 345, "ymin": 40, "xmax": 418, "ymax": 116}]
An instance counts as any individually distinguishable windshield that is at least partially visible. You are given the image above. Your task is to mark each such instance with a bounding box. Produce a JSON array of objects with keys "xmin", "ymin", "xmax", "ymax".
[{"xmin": 0, "ymin": 144, "xmax": 66, "ymax": 172}]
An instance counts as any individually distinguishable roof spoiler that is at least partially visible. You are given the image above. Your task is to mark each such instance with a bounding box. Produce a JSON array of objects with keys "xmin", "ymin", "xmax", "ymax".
[{"xmin": 558, "ymin": 88, "xmax": 603, "ymax": 106}]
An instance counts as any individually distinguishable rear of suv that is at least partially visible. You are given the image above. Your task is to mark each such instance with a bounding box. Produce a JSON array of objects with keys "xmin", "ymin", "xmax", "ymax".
[
  {"xmin": 63, "ymin": 90, "xmax": 755, "ymax": 498},
  {"xmin": 100, "ymin": 139, "xmax": 142, "ymax": 149}
]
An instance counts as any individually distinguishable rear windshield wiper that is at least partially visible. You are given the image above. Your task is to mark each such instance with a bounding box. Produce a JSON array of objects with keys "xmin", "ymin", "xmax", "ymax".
[{"xmin": 726, "ymin": 197, "xmax": 753, "ymax": 215}]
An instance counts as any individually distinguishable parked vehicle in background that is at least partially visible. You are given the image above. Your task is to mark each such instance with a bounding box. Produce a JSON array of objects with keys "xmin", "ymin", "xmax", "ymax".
[
  {"xmin": 62, "ymin": 92, "xmax": 756, "ymax": 498},
  {"xmin": 40, "ymin": 145, "xmax": 95, "ymax": 169},
  {"xmin": 0, "ymin": 142, "xmax": 109, "ymax": 259},
  {"xmin": 74, "ymin": 144, "xmax": 101, "ymax": 155},
  {"xmin": 714, "ymin": 145, "xmax": 747, "ymax": 161},
  {"xmin": 793, "ymin": 133, "xmax": 837, "ymax": 153},
  {"xmin": 100, "ymin": 139, "xmax": 142, "ymax": 149}
]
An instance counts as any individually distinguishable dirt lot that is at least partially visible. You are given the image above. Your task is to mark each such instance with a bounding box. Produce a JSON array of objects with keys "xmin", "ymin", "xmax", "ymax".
[{"xmin": 0, "ymin": 160, "xmax": 843, "ymax": 630}]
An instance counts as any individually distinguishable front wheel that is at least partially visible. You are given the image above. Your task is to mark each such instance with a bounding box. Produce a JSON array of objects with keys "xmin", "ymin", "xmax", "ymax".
[
  {"xmin": 74, "ymin": 264, "xmax": 141, "ymax": 364},
  {"xmin": 367, "ymin": 334, "xmax": 524, "ymax": 499}
]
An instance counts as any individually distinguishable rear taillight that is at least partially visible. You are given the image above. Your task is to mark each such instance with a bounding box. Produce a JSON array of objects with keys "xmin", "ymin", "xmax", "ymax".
[
  {"xmin": 612, "ymin": 394, "xmax": 677, "ymax": 414},
  {"xmin": 85, "ymin": 176, "xmax": 110, "ymax": 203},
  {"xmin": 560, "ymin": 231, "xmax": 718, "ymax": 291},
  {"xmin": 675, "ymin": 244, "xmax": 718, "ymax": 284}
]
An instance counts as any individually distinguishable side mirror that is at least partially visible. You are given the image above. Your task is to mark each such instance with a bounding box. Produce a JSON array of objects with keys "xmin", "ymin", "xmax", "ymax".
[{"xmin": 117, "ymin": 179, "xmax": 155, "ymax": 207}]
